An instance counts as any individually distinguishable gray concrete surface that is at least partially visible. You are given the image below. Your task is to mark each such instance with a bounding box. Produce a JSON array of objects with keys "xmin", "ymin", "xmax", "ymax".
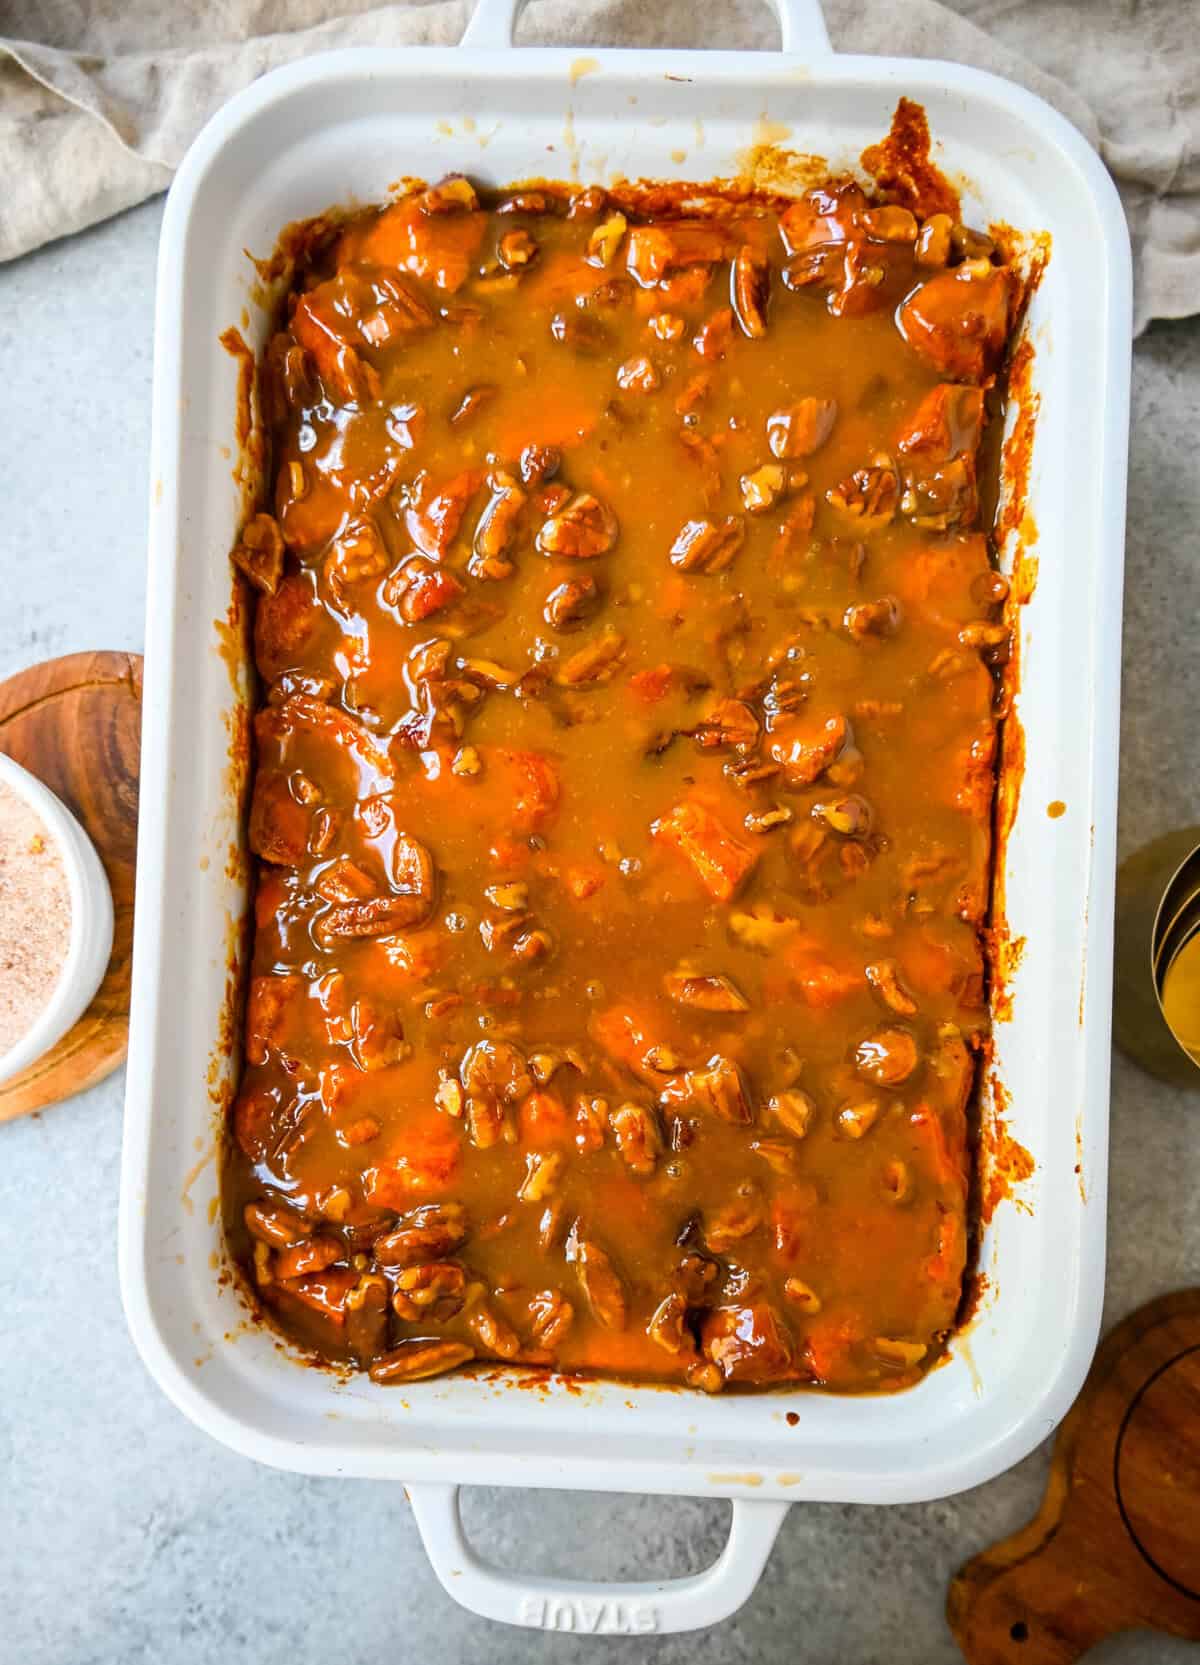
[{"xmin": 1, "ymin": 193, "xmax": 1197, "ymax": 1665}]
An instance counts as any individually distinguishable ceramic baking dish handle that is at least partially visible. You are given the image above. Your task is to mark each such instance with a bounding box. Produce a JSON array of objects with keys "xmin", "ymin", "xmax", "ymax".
[
  {"xmin": 461, "ymin": 0, "xmax": 832, "ymax": 55},
  {"xmin": 407, "ymin": 1481, "xmax": 788, "ymax": 1633}
]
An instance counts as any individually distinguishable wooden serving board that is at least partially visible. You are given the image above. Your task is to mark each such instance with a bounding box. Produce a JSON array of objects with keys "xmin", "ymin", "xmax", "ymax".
[
  {"xmin": 948, "ymin": 1289, "xmax": 1200, "ymax": 1663},
  {"xmin": 0, "ymin": 651, "xmax": 142, "ymax": 1120}
]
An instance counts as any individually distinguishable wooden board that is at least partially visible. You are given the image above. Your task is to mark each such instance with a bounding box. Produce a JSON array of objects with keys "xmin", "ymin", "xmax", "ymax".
[
  {"xmin": 948, "ymin": 1289, "xmax": 1200, "ymax": 1663},
  {"xmin": 0, "ymin": 651, "xmax": 142, "ymax": 1120}
]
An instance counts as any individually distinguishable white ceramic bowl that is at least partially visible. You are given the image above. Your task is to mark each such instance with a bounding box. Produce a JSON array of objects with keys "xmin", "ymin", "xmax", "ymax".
[{"xmin": 0, "ymin": 753, "xmax": 114, "ymax": 1086}]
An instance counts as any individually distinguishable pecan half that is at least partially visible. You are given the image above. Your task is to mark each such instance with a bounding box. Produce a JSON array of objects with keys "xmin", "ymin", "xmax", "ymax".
[
  {"xmin": 669, "ymin": 515, "xmax": 745, "ymax": 575},
  {"xmin": 536, "ymin": 492, "xmax": 619, "ymax": 559},
  {"xmin": 369, "ymin": 1340, "xmax": 475, "ymax": 1384},
  {"xmin": 730, "ymin": 245, "xmax": 770, "ymax": 338}
]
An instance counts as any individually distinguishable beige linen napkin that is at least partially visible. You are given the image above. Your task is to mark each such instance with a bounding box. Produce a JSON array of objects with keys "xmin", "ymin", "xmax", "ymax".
[{"xmin": 1, "ymin": 0, "xmax": 1196, "ymax": 333}]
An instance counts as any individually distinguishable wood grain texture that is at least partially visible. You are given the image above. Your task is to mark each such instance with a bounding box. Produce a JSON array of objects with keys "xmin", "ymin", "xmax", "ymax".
[
  {"xmin": 0, "ymin": 651, "xmax": 141, "ymax": 1120},
  {"xmin": 948, "ymin": 1289, "xmax": 1200, "ymax": 1664}
]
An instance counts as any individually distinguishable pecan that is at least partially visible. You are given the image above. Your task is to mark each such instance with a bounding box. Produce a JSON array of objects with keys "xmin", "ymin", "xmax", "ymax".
[
  {"xmin": 474, "ymin": 471, "xmax": 527, "ymax": 560},
  {"xmin": 315, "ymin": 893, "xmax": 431, "ymax": 947},
  {"xmin": 739, "ymin": 463, "xmax": 787, "ymax": 515},
  {"xmin": 557, "ymin": 630, "xmax": 626, "ymax": 685},
  {"xmin": 828, "ymin": 457, "xmax": 899, "ymax": 528},
  {"xmin": 686, "ymin": 1361, "xmax": 725, "ymax": 1393},
  {"xmin": 704, "ymin": 1184, "xmax": 762, "ymax": 1253},
  {"xmin": 664, "ymin": 973, "xmax": 749, "ymax": 1013},
  {"xmin": 647, "ymin": 1291, "xmax": 689, "ymax": 1354},
  {"xmin": 528, "ymin": 1289, "xmax": 574, "ymax": 1350},
  {"xmin": 543, "ymin": 575, "xmax": 600, "ymax": 630},
  {"xmin": 527, "ymin": 1045, "xmax": 584, "ymax": 1086},
  {"xmin": 550, "ymin": 308, "xmax": 612, "ymax": 354},
  {"xmin": 273, "ymin": 1236, "xmax": 342, "ymax": 1280},
  {"xmin": 329, "ymin": 520, "xmax": 389, "ymax": 584},
  {"xmin": 669, "ymin": 516, "xmax": 745, "ymax": 575},
  {"xmin": 751, "ymin": 1137, "xmax": 797, "ymax": 1176},
  {"xmin": 674, "ymin": 1250, "xmax": 721, "ymax": 1302},
  {"xmin": 766, "ymin": 398, "xmax": 838, "ymax": 459},
  {"xmin": 461, "ymin": 1039, "xmax": 534, "ymax": 1103},
  {"xmin": 518, "ymin": 1150, "xmax": 566, "ymax": 1203},
  {"xmin": 836, "ymin": 1099, "xmax": 882, "ymax": 1139},
  {"xmin": 567, "ymin": 1230, "xmax": 628, "ymax": 1331},
  {"xmin": 690, "ymin": 697, "xmax": 759, "ymax": 751},
  {"xmin": 728, "ymin": 905, "xmax": 799, "ymax": 952},
  {"xmin": 783, "ymin": 1277, "xmax": 822, "ymax": 1313},
  {"xmin": 485, "ymin": 882, "xmax": 528, "ymax": 911},
  {"xmin": 730, "ymin": 245, "xmax": 770, "ymax": 338},
  {"xmin": 587, "ymin": 213, "xmax": 628, "ymax": 267},
  {"xmin": 768, "ymin": 713, "xmax": 850, "ymax": 786},
  {"xmin": 345, "ymin": 1274, "xmax": 389, "ymax": 1362},
  {"xmin": 468, "ymin": 1304, "xmax": 521, "ymax": 1359},
  {"xmin": 244, "ymin": 1199, "xmax": 309, "ymax": 1247},
  {"xmin": 448, "ymin": 384, "xmax": 496, "ymax": 426},
  {"xmin": 520, "ymin": 443, "xmax": 562, "ymax": 486},
  {"xmin": 498, "ymin": 228, "xmax": 538, "ymax": 270},
  {"xmin": 854, "ymin": 1026, "xmax": 919, "ymax": 1087},
  {"xmin": 616, "ymin": 354, "xmax": 660, "ymax": 393},
  {"xmin": 419, "ymin": 174, "xmax": 479, "ymax": 215},
  {"xmin": 374, "ymin": 1203, "xmax": 468, "ymax": 1267},
  {"xmin": 536, "ymin": 492, "xmax": 619, "ymax": 559},
  {"xmin": 958, "ymin": 620, "xmax": 1011, "ymax": 651},
  {"xmin": 392, "ymin": 1261, "xmax": 468, "ymax": 1321},
  {"xmin": 466, "ymin": 1094, "xmax": 509, "ymax": 1149},
  {"xmin": 813, "ymin": 794, "xmax": 873, "ymax": 838},
  {"xmin": 538, "ymin": 1199, "xmax": 568, "ymax": 1252},
  {"xmin": 902, "ymin": 456, "xmax": 979, "ymax": 530},
  {"xmin": 845, "ymin": 596, "xmax": 903, "ymax": 639},
  {"xmin": 865, "ymin": 959, "xmax": 919, "ymax": 1016},
  {"xmin": 232, "ymin": 513, "xmax": 285, "ymax": 595},
  {"xmin": 768, "ymin": 1089, "xmax": 816, "ymax": 1139},
  {"xmin": 609, "ymin": 1102, "xmax": 663, "ymax": 1175},
  {"xmin": 369, "ymin": 1340, "xmax": 475, "ymax": 1384},
  {"xmin": 687, "ymin": 1055, "xmax": 753, "ymax": 1124},
  {"xmin": 744, "ymin": 805, "xmax": 793, "ymax": 835},
  {"xmin": 875, "ymin": 1337, "xmax": 927, "ymax": 1368}
]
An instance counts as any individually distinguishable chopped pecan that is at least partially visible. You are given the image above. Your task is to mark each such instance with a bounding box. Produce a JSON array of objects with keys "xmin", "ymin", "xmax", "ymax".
[
  {"xmin": 616, "ymin": 354, "xmax": 660, "ymax": 393},
  {"xmin": 744, "ymin": 805, "xmax": 793, "ymax": 835},
  {"xmin": 419, "ymin": 174, "xmax": 479, "ymax": 215},
  {"xmin": 528, "ymin": 1289, "xmax": 574, "ymax": 1350},
  {"xmin": 769, "ymin": 1089, "xmax": 816, "ymax": 1139},
  {"xmin": 537, "ymin": 492, "xmax": 619, "ymax": 559},
  {"xmin": 865, "ymin": 960, "xmax": 919, "ymax": 1016},
  {"xmin": 392, "ymin": 1261, "xmax": 468, "ymax": 1321},
  {"xmin": 783, "ymin": 1277, "xmax": 822, "ymax": 1313},
  {"xmin": 704, "ymin": 1184, "xmax": 763, "ymax": 1252},
  {"xmin": 557, "ymin": 630, "xmax": 626, "ymax": 685},
  {"xmin": 730, "ymin": 245, "xmax": 770, "ymax": 338},
  {"xmin": 687, "ymin": 1055, "xmax": 753, "ymax": 1124},
  {"xmin": 315, "ymin": 893, "xmax": 431, "ymax": 947},
  {"xmin": 668, "ymin": 516, "xmax": 745, "ymax": 575},
  {"xmin": 828, "ymin": 457, "xmax": 899, "ymax": 528},
  {"xmin": 587, "ymin": 212, "xmax": 628, "ymax": 267},
  {"xmin": 690, "ymin": 697, "xmax": 760, "ymax": 751},
  {"xmin": 498, "ymin": 227, "xmax": 538, "ymax": 270},
  {"xmin": 875, "ymin": 1337, "xmax": 927, "ymax": 1368},
  {"xmin": 813, "ymin": 794, "xmax": 873, "ymax": 838},
  {"xmin": 567, "ymin": 1230, "xmax": 628, "ymax": 1331},
  {"xmin": 369, "ymin": 1340, "xmax": 475, "ymax": 1384},
  {"xmin": 609, "ymin": 1102, "xmax": 663, "ymax": 1175},
  {"xmin": 244, "ymin": 1199, "xmax": 309, "ymax": 1247},
  {"xmin": 468, "ymin": 1304, "xmax": 521, "ymax": 1359},
  {"xmin": 543, "ymin": 575, "xmax": 600, "ymax": 630},
  {"xmin": 449, "ymin": 384, "xmax": 496, "ymax": 426},
  {"xmin": 647, "ymin": 1291, "xmax": 689, "ymax": 1354},
  {"xmin": 854, "ymin": 1026, "xmax": 920, "ymax": 1087},
  {"xmin": 474, "ymin": 470, "xmax": 527, "ymax": 561},
  {"xmin": 232, "ymin": 513, "xmax": 285, "ymax": 595},
  {"xmin": 836, "ymin": 1099, "xmax": 882, "ymax": 1139},
  {"xmin": 767, "ymin": 398, "xmax": 838, "ymax": 459},
  {"xmin": 374, "ymin": 1203, "xmax": 469, "ymax": 1267},
  {"xmin": 345, "ymin": 1274, "xmax": 390, "ymax": 1361},
  {"xmin": 518, "ymin": 1149, "xmax": 566, "ymax": 1203},
  {"xmin": 845, "ymin": 595, "xmax": 903, "ymax": 639},
  {"xmin": 520, "ymin": 443, "xmax": 562, "ymax": 486},
  {"xmin": 739, "ymin": 463, "xmax": 788, "ymax": 515},
  {"xmin": 664, "ymin": 972, "xmax": 749, "ymax": 1013}
]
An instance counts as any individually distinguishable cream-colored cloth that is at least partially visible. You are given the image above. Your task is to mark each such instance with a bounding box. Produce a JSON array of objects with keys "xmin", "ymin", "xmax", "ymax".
[{"xmin": 1, "ymin": 0, "xmax": 1196, "ymax": 333}]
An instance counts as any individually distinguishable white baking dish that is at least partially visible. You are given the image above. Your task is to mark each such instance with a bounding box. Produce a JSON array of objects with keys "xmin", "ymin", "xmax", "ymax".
[{"xmin": 120, "ymin": 0, "xmax": 1131, "ymax": 1632}]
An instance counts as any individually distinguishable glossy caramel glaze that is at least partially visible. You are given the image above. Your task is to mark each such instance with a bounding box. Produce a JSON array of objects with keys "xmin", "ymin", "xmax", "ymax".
[{"xmin": 224, "ymin": 175, "xmax": 1019, "ymax": 1393}]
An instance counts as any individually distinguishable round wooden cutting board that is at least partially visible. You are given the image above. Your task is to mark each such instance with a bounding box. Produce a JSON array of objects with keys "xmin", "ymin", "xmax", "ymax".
[
  {"xmin": 948, "ymin": 1290, "xmax": 1200, "ymax": 1663},
  {"xmin": 0, "ymin": 651, "xmax": 141, "ymax": 1121}
]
